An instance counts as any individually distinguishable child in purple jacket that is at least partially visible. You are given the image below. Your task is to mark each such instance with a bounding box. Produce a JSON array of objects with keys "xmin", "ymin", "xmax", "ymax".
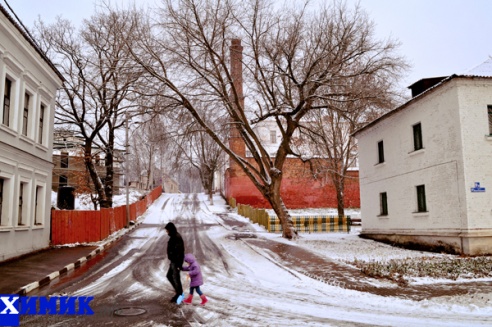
[{"xmin": 181, "ymin": 253, "xmax": 208, "ymax": 305}]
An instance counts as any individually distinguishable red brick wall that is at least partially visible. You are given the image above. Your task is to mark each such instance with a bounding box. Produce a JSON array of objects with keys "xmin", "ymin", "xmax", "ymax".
[
  {"xmin": 224, "ymin": 39, "xmax": 359, "ymax": 209},
  {"xmin": 225, "ymin": 158, "xmax": 360, "ymax": 209}
]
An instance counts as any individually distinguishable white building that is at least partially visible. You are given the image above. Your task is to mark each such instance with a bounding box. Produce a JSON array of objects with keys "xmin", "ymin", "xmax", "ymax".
[
  {"xmin": 0, "ymin": 6, "xmax": 63, "ymax": 261},
  {"xmin": 354, "ymin": 61, "xmax": 492, "ymax": 255}
]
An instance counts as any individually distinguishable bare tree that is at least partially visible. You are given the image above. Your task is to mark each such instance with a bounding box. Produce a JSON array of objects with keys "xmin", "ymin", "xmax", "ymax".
[
  {"xmin": 130, "ymin": 0, "xmax": 406, "ymax": 239},
  {"xmin": 36, "ymin": 7, "xmax": 148, "ymax": 207},
  {"xmin": 295, "ymin": 72, "xmax": 403, "ymax": 218},
  {"xmin": 128, "ymin": 112, "xmax": 170, "ymax": 190},
  {"xmin": 169, "ymin": 114, "xmax": 227, "ymax": 204}
]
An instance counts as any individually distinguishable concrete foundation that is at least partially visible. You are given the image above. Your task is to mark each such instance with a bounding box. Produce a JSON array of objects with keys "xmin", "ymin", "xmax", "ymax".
[{"xmin": 360, "ymin": 231, "xmax": 492, "ymax": 256}]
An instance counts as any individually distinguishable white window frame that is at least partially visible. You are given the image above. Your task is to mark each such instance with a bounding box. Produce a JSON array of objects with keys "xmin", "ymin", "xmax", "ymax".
[
  {"xmin": 1, "ymin": 76, "xmax": 14, "ymax": 128},
  {"xmin": 34, "ymin": 183, "xmax": 46, "ymax": 226},
  {"xmin": 22, "ymin": 91, "xmax": 31, "ymax": 137},
  {"xmin": 0, "ymin": 172, "xmax": 13, "ymax": 228},
  {"xmin": 16, "ymin": 178, "xmax": 31, "ymax": 228},
  {"xmin": 38, "ymin": 103, "xmax": 46, "ymax": 145}
]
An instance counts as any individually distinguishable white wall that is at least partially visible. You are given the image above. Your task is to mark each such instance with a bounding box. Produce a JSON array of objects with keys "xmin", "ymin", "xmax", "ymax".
[
  {"xmin": 357, "ymin": 80, "xmax": 466, "ymax": 234},
  {"xmin": 456, "ymin": 79, "xmax": 492, "ymax": 232},
  {"xmin": 356, "ymin": 77, "xmax": 492, "ymax": 253},
  {"xmin": 0, "ymin": 12, "xmax": 62, "ymax": 261}
]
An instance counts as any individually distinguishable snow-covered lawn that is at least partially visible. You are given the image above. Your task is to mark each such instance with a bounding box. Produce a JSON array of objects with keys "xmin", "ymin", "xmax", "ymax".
[{"xmin": 201, "ymin": 194, "xmax": 492, "ymax": 326}]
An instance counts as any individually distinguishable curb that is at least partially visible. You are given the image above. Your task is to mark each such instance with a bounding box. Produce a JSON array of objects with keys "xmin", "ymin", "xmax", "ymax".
[{"xmin": 14, "ymin": 219, "xmax": 143, "ymax": 296}]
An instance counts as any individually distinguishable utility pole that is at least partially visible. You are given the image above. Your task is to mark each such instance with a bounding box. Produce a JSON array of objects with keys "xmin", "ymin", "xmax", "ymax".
[{"xmin": 125, "ymin": 111, "xmax": 130, "ymax": 227}]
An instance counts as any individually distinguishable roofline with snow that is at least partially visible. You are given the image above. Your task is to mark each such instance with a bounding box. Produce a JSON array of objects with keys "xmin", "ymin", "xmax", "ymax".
[{"xmin": 352, "ymin": 74, "xmax": 492, "ymax": 137}]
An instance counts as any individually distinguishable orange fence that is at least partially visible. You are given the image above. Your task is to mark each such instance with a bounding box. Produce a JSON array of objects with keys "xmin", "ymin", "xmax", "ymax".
[{"xmin": 51, "ymin": 186, "xmax": 162, "ymax": 245}]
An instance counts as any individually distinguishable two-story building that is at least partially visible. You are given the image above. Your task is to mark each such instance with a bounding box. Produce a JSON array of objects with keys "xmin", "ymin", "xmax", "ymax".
[
  {"xmin": 0, "ymin": 5, "xmax": 63, "ymax": 261},
  {"xmin": 353, "ymin": 59, "xmax": 492, "ymax": 255}
]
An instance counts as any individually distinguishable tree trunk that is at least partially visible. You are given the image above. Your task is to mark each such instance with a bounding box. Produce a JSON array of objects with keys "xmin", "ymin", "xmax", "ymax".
[
  {"xmin": 269, "ymin": 196, "xmax": 297, "ymax": 239},
  {"xmin": 208, "ymin": 171, "xmax": 214, "ymax": 205},
  {"xmin": 102, "ymin": 137, "xmax": 114, "ymax": 208},
  {"xmin": 84, "ymin": 143, "xmax": 107, "ymax": 207},
  {"xmin": 335, "ymin": 177, "xmax": 345, "ymax": 219},
  {"xmin": 266, "ymin": 176, "xmax": 297, "ymax": 239}
]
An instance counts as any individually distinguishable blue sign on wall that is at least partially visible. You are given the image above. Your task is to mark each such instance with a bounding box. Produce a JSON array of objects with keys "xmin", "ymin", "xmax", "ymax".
[{"xmin": 471, "ymin": 182, "xmax": 486, "ymax": 192}]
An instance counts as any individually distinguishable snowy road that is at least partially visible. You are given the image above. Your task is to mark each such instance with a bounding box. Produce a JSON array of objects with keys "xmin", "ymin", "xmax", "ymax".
[{"xmin": 23, "ymin": 193, "xmax": 492, "ymax": 326}]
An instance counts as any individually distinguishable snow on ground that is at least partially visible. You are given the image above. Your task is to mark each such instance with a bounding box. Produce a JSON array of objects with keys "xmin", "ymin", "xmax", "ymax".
[
  {"xmin": 194, "ymin": 197, "xmax": 492, "ymax": 326},
  {"xmin": 61, "ymin": 192, "xmax": 492, "ymax": 326},
  {"xmin": 51, "ymin": 189, "xmax": 147, "ymax": 210}
]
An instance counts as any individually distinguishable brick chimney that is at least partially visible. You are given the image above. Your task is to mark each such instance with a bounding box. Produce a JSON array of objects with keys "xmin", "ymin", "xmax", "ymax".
[{"xmin": 229, "ymin": 39, "xmax": 245, "ymax": 158}]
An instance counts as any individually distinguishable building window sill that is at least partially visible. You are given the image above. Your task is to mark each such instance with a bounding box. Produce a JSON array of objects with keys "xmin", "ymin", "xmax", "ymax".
[
  {"xmin": 377, "ymin": 214, "xmax": 389, "ymax": 218},
  {"xmin": 374, "ymin": 162, "xmax": 386, "ymax": 167},
  {"xmin": 486, "ymin": 135, "xmax": 492, "ymax": 141},
  {"xmin": 412, "ymin": 211, "xmax": 429, "ymax": 218},
  {"xmin": 0, "ymin": 124, "xmax": 16, "ymax": 137},
  {"xmin": 408, "ymin": 148, "xmax": 425, "ymax": 156},
  {"xmin": 35, "ymin": 143, "xmax": 49, "ymax": 152},
  {"xmin": 15, "ymin": 226, "xmax": 30, "ymax": 231},
  {"xmin": 0, "ymin": 226, "xmax": 12, "ymax": 232}
]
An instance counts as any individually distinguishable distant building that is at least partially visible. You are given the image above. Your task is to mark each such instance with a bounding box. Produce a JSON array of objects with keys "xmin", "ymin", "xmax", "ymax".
[
  {"xmin": 162, "ymin": 174, "xmax": 179, "ymax": 193},
  {"xmin": 0, "ymin": 5, "xmax": 64, "ymax": 261},
  {"xmin": 52, "ymin": 130, "xmax": 124, "ymax": 195},
  {"xmin": 354, "ymin": 59, "xmax": 492, "ymax": 255}
]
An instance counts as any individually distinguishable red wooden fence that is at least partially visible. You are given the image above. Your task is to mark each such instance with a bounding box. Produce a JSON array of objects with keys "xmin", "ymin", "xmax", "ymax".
[{"xmin": 51, "ymin": 186, "xmax": 163, "ymax": 245}]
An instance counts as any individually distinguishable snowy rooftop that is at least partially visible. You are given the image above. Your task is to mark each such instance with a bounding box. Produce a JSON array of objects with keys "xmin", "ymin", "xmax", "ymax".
[{"xmin": 464, "ymin": 57, "xmax": 492, "ymax": 76}]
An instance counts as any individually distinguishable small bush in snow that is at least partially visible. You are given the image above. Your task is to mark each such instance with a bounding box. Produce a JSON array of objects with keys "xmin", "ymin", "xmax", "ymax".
[{"xmin": 348, "ymin": 256, "xmax": 492, "ymax": 284}]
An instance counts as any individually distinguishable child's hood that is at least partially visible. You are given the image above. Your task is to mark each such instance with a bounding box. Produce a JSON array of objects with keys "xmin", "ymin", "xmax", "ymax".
[{"xmin": 184, "ymin": 253, "xmax": 196, "ymax": 264}]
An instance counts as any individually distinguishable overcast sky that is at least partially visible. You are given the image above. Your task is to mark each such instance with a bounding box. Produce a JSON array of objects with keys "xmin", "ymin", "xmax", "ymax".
[{"xmin": 5, "ymin": 0, "xmax": 492, "ymax": 94}]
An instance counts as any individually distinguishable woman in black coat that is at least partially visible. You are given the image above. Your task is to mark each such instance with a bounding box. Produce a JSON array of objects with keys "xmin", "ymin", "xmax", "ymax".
[{"xmin": 165, "ymin": 222, "xmax": 185, "ymax": 303}]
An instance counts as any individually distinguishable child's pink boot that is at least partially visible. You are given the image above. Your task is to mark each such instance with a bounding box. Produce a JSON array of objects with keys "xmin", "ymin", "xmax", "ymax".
[{"xmin": 183, "ymin": 294, "xmax": 193, "ymax": 304}]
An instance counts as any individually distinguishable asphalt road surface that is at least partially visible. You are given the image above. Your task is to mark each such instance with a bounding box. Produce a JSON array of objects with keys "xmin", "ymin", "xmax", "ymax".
[
  {"xmin": 23, "ymin": 193, "xmax": 225, "ymax": 326},
  {"xmin": 19, "ymin": 193, "xmax": 492, "ymax": 327}
]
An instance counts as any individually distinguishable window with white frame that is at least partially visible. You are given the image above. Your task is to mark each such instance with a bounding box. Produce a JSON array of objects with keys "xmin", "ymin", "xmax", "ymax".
[
  {"xmin": 413, "ymin": 122, "xmax": 423, "ymax": 151},
  {"xmin": 379, "ymin": 192, "xmax": 388, "ymax": 216},
  {"xmin": 34, "ymin": 185, "xmax": 44, "ymax": 225},
  {"xmin": 2, "ymin": 78, "xmax": 12, "ymax": 127},
  {"xmin": 38, "ymin": 104, "xmax": 45, "ymax": 144},
  {"xmin": 416, "ymin": 184, "xmax": 427, "ymax": 212},
  {"xmin": 22, "ymin": 92, "xmax": 30, "ymax": 136},
  {"xmin": 18, "ymin": 182, "xmax": 27, "ymax": 226}
]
